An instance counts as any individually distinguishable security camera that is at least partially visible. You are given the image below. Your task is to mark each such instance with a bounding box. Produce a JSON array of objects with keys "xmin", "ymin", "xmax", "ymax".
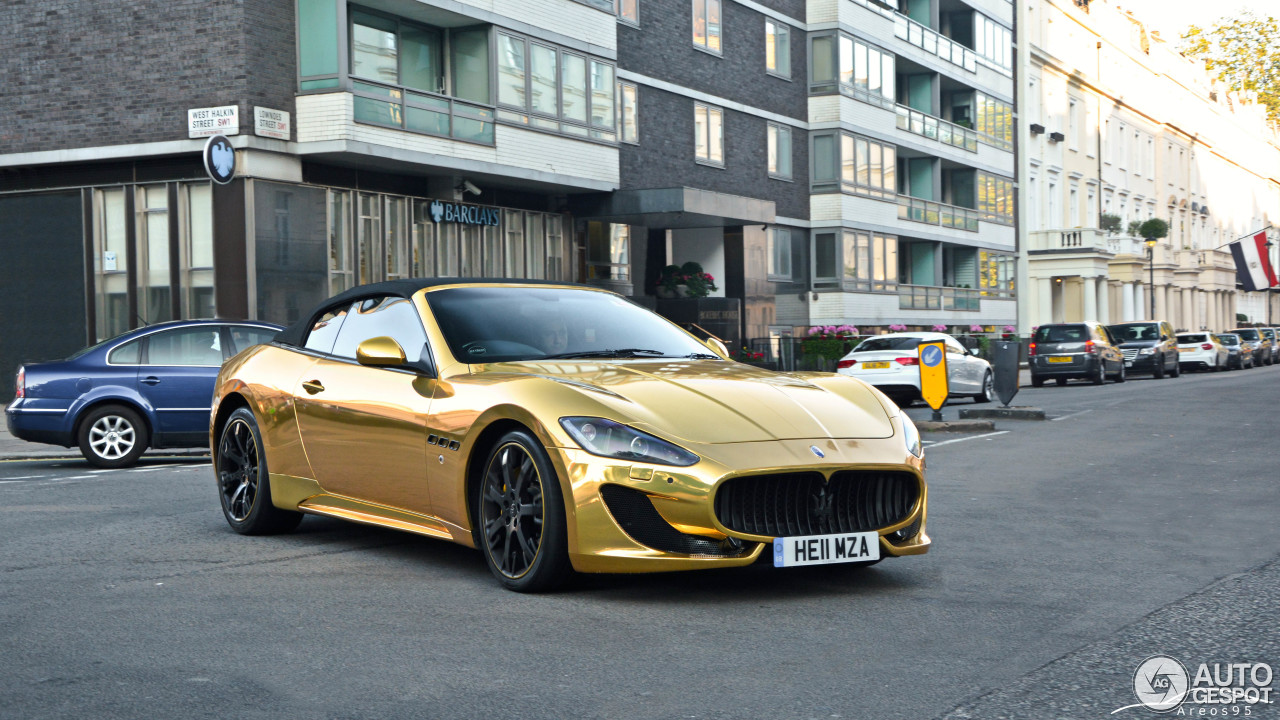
[{"xmin": 461, "ymin": 180, "xmax": 482, "ymax": 196}]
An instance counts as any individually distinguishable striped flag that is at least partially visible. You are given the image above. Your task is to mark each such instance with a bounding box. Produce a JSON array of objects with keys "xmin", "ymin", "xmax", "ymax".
[{"xmin": 1229, "ymin": 230, "xmax": 1277, "ymax": 292}]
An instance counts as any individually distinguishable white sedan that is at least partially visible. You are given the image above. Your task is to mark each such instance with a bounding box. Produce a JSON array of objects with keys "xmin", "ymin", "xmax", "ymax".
[{"xmin": 835, "ymin": 332, "xmax": 994, "ymax": 406}]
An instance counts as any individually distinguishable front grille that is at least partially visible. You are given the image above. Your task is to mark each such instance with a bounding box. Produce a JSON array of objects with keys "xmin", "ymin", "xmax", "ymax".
[
  {"xmin": 714, "ymin": 471, "xmax": 919, "ymax": 537},
  {"xmin": 1121, "ymin": 348, "xmax": 1139, "ymax": 360},
  {"xmin": 599, "ymin": 485, "xmax": 746, "ymax": 557}
]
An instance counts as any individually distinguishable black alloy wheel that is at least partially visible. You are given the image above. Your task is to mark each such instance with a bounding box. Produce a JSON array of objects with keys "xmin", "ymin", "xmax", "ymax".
[
  {"xmin": 1092, "ymin": 361, "xmax": 1105, "ymax": 385},
  {"xmin": 1153, "ymin": 359, "xmax": 1165, "ymax": 379},
  {"xmin": 216, "ymin": 407, "xmax": 302, "ymax": 535},
  {"xmin": 974, "ymin": 371, "xmax": 993, "ymax": 403},
  {"xmin": 1170, "ymin": 355, "xmax": 1181, "ymax": 377},
  {"xmin": 1115, "ymin": 363, "xmax": 1126, "ymax": 382},
  {"xmin": 477, "ymin": 430, "xmax": 570, "ymax": 592}
]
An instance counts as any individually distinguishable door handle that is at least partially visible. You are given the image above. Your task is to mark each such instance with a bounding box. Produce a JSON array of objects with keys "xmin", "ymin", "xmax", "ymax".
[
  {"xmin": 141, "ymin": 376, "xmax": 161, "ymax": 386},
  {"xmin": 301, "ymin": 380, "xmax": 325, "ymax": 395}
]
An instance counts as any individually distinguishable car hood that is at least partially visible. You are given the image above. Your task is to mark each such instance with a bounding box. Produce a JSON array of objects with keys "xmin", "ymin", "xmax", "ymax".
[{"xmin": 485, "ymin": 360, "xmax": 896, "ymax": 443}]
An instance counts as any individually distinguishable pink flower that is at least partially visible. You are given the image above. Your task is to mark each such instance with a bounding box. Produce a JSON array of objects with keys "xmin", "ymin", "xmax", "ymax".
[
  {"xmin": 889, "ymin": 324, "xmax": 907, "ymax": 332},
  {"xmin": 932, "ymin": 324, "xmax": 948, "ymax": 332},
  {"xmin": 1002, "ymin": 325, "xmax": 1016, "ymax": 333},
  {"xmin": 969, "ymin": 324, "xmax": 984, "ymax": 333}
]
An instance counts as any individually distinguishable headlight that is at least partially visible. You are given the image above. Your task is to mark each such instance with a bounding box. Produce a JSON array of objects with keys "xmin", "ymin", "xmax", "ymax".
[
  {"xmin": 901, "ymin": 414, "xmax": 923, "ymax": 459},
  {"xmin": 559, "ymin": 417, "xmax": 699, "ymax": 466},
  {"xmin": 1138, "ymin": 347, "xmax": 1156, "ymax": 355}
]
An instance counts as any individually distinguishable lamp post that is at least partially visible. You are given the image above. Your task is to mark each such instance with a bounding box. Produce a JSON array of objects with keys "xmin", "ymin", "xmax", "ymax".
[{"xmin": 1145, "ymin": 237, "xmax": 1156, "ymax": 320}]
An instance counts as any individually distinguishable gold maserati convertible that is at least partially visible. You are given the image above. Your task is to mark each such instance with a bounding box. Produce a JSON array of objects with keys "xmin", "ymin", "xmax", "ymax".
[{"xmin": 210, "ymin": 280, "xmax": 929, "ymax": 591}]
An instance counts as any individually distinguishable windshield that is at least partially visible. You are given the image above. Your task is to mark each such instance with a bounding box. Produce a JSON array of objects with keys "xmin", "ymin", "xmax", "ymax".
[
  {"xmin": 1110, "ymin": 323, "xmax": 1160, "ymax": 342},
  {"xmin": 426, "ymin": 287, "xmax": 716, "ymax": 363},
  {"xmin": 1234, "ymin": 329, "xmax": 1260, "ymax": 341},
  {"xmin": 1261, "ymin": 329, "xmax": 1275, "ymax": 340},
  {"xmin": 1034, "ymin": 325, "xmax": 1088, "ymax": 343},
  {"xmin": 853, "ymin": 336, "xmax": 929, "ymax": 352}
]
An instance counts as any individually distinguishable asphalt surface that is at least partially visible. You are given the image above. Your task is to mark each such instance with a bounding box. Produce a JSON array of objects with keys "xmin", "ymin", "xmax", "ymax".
[{"xmin": 1, "ymin": 364, "xmax": 1277, "ymax": 719}]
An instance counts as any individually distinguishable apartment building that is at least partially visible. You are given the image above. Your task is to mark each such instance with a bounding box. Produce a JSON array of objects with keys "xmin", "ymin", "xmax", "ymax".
[{"xmin": 1019, "ymin": 0, "xmax": 1280, "ymax": 332}]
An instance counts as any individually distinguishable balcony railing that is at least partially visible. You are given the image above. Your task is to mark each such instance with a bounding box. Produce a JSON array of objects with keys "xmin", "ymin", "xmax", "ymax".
[
  {"xmin": 897, "ymin": 196, "xmax": 980, "ymax": 232},
  {"xmin": 1027, "ymin": 228, "xmax": 1108, "ymax": 252},
  {"xmin": 895, "ymin": 105, "xmax": 978, "ymax": 152},
  {"xmin": 351, "ymin": 80, "xmax": 496, "ymax": 146},
  {"xmin": 892, "ymin": 14, "xmax": 978, "ymax": 73},
  {"xmin": 898, "ymin": 284, "xmax": 981, "ymax": 311}
]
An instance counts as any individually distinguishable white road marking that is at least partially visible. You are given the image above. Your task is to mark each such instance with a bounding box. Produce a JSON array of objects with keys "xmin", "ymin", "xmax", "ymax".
[
  {"xmin": 925, "ymin": 430, "xmax": 1010, "ymax": 448},
  {"xmin": 1050, "ymin": 409, "xmax": 1094, "ymax": 422},
  {"xmin": 129, "ymin": 466, "xmax": 168, "ymax": 473}
]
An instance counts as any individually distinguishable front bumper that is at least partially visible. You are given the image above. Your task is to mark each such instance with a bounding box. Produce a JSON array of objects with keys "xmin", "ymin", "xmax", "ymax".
[{"xmin": 553, "ymin": 435, "xmax": 929, "ymax": 573}]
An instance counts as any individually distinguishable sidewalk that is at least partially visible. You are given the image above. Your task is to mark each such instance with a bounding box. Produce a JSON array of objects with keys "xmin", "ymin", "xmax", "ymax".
[{"xmin": 1, "ymin": 404, "xmax": 209, "ymax": 461}]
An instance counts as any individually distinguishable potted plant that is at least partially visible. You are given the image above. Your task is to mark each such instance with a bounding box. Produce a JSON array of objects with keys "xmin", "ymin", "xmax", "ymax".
[
  {"xmin": 801, "ymin": 325, "xmax": 860, "ymax": 370},
  {"xmin": 656, "ymin": 261, "xmax": 718, "ymax": 298},
  {"xmin": 1099, "ymin": 213, "xmax": 1121, "ymax": 235}
]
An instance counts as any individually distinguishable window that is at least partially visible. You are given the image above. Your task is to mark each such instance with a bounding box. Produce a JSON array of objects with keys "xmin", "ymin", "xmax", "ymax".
[
  {"xmin": 814, "ymin": 34, "xmax": 894, "ymax": 108},
  {"xmin": 229, "ymin": 326, "xmax": 279, "ymax": 354},
  {"xmin": 586, "ymin": 222, "xmax": 631, "ymax": 281},
  {"xmin": 146, "ymin": 327, "xmax": 225, "ymax": 366},
  {"xmin": 137, "ymin": 184, "xmax": 172, "ymax": 324},
  {"xmin": 496, "ymin": 34, "xmax": 617, "ymax": 141},
  {"xmin": 328, "ymin": 190, "xmax": 353, "ymax": 294},
  {"xmin": 767, "ymin": 123, "xmax": 792, "ymax": 180},
  {"xmin": 331, "ymin": 296, "xmax": 429, "ymax": 363},
  {"xmin": 617, "ymin": 81, "xmax": 638, "ymax": 143},
  {"xmin": 181, "ymin": 183, "xmax": 215, "ymax": 319},
  {"xmin": 765, "ymin": 19, "xmax": 790, "ymax": 77},
  {"xmin": 304, "ymin": 306, "xmax": 349, "ymax": 354},
  {"xmin": 973, "ymin": 14, "xmax": 1011, "ymax": 70},
  {"xmin": 693, "ymin": 0, "xmax": 722, "ymax": 54},
  {"xmin": 813, "ymin": 232, "xmax": 838, "ymax": 283},
  {"xmin": 616, "ymin": 0, "xmax": 638, "ymax": 25},
  {"xmin": 974, "ymin": 93, "xmax": 1013, "ymax": 151},
  {"xmin": 837, "ymin": 133, "xmax": 896, "ymax": 199},
  {"xmin": 978, "ymin": 251, "xmax": 1015, "ymax": 297},
  {"xmin": 1068, "ymin": 99, "xmax": 1079, "ymax": 150},
  {"xmin": 694, "ymin": 103, "xmax": 724, "ymax": 166},
  {"xmin": 977, "ymin": 172, "xmax": 1015, "ymax": 225},
  {"xmin": 108, "ymin": 340, "xmax": 142, "ymax": 365},
  {"xmin": 93, "ymin": 188, "xmax": 130, "ymax": 341},
  {"xmin": 768, "ymin": 228, "xmax": 792, "ymax": 279},
  {"xmin": 831, "ymin": 230, "xmax": 897, "ymax": 291}
]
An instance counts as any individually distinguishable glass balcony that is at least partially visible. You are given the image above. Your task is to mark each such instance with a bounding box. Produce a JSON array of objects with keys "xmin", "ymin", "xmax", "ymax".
[
  {"xmin": 351, "ymin": 80, "xmax": 496, "ymax": 146},
  {"xmin": 898, "ymin": 284, "xmax": 981, "ymax": 311},
  {"xmin": 895, "ymin": 105, "xmax": 978, "ymax": 152},
  {"xmin": 892, "ymin": 14, "xmax": 978, "ymax": 73},
  {"xmin": 897, "ymin": 196, "xmax": 980, "ymax": 232}
]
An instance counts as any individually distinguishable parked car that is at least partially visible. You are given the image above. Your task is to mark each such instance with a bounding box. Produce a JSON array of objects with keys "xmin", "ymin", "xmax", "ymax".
[
  {"xmin": 210, "ymin": 280, "xmax": 931, "ymax": 592},
  {"xmin": 835, "ymin": 332, "xmax": 994, "ymax": 406},
  {"xmin": 1107, "ymin": 321, "xmax": 1181, "ymax": 378},
  {"xmin": 1216, "ymin": 333, "xmax": 1252, "ymax": 370},
  {"xmin": 1176, "ymin": 332, "xmax": 1228, "ymax": 372},
  {"xmin": 1029, "ymin": 322, "xmax": 1126, "ymax": 386},
  {"xmin": 1230, "ymin": 328, "xmax": 1271, "ymax": 366},
  {"xmin": 1258, "ymin": 327, "xmax": 1278, "ymax": 363},
  {"xmin": 6, "ymin": 320, "xmax": 283, "ymax": 467}
]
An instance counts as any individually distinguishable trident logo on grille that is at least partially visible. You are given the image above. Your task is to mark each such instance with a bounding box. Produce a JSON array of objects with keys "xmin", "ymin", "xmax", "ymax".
[{"xmin": 810, "ymin": 486, "xmax": 835, "ymax": 526}]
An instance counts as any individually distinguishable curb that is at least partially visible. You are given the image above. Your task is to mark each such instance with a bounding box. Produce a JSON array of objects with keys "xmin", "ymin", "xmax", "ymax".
[
  {"xmin": 959, "ymin": 406, "xmax": 1047, "ymax": 421},
  {"xmin": 916, "ymin": 419, "xmax": 997, "ymax": 433}
]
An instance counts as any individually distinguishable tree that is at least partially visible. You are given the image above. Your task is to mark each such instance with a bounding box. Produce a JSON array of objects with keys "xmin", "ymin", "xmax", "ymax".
[
  {"xmin": 1181, "ymin": 14, "xmax": 1280, "ymax": 124},
  {"xmin": 1138, "ymin": 218, "xmax": 1169, "ymax": 240}
]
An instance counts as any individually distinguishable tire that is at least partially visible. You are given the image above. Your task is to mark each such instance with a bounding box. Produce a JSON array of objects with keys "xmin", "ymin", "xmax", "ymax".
[
  {"xmin": 1055, "ymin": 378, "xmax": 1068, "ymax": 387},
  {"xmin": 476, "ymin": 429, "xmax": 571, "ymax": 593},
  {"xmin": 1170, "ymin": 357, "xmax": 1181, "ymax": 377},
  {"xmin": 1031, "ymin": 374, "xmax": 1044, "ymax": 388},
  {"xmin": 77, "ymin": 404, "xmax": 148, "ymax": 468},
  {"xmin": 1153, "ymin": 360, "xmax": 1165, "ymax": 379},
  {"xmin": 973, "ymin": 371, "xmax": 993, "ymax": 403},
  {"xmin": 1115, "ymin": 363, "xmax": 1126, "ymax": 383},
  {"xmin": 1092, "ymin": 362, "xmax": 1105, "ymax": 385},
  {"xmin": 216, "ymin": 407, "xmax": 302, "ymax": 535}
]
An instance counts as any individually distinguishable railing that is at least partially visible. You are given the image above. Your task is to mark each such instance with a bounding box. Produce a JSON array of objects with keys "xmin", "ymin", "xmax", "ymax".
[
  {"xmin": 897, "ymin": 196, "xmax": 980, "ymax": 232},
  {"xmin": 1028, "ymin": 228, "xmax": 1107, "ymax": 252},
  {"xmin": 892, "ymin": 14, "xmax": 978, "ymax": 73},
  {"xmin": 351, "ymin": 80, "xmax": 496, "ymax": 146},
  {"xmin": 898, "ymin": 284, "xmax": 982, "ymax": 311},
  {"xmin": 895, "ymin": 105, "xmax": 978, "ymax": 152}
]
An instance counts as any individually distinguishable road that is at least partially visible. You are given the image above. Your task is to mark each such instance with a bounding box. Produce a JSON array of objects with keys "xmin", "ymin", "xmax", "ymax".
[{"xmin": 1, "ymin": 365, "xmax": 1277, "ymax": 719}]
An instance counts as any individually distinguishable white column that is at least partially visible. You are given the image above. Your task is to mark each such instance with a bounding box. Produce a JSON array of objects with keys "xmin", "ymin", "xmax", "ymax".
[
  {"xmin": 1037, "ymin": 278, "xmax": 1053, "ymax": 328},
  {"xmin": 1122, "ymin": 282, "xmax": 1136, "ymax": 322},
  {"xmin": 1135, "ymin": 283, "xmax": 1146, "ymax": 321},
  {"xmin": 1209, "ymin": 292, "xmax": 1220, "ymax": 332},
  {"xmin": 1083, "ymin": 276, "xmax": 1098, "ymax": 321},
  {"xmin": 1229, "ymin": 292, "xmax": 1238, "ymax": 328},
  {"xmin": 1154, "ymin": 284, "xmax": 1167, "ymax": 320},
  {"xmin": 1098, "ymin": 279, "xmax": 1111, "ymax": 325},
  {"xmin": 1182, "ymin": 289, "xmax": 1194, "ymax": 332}
]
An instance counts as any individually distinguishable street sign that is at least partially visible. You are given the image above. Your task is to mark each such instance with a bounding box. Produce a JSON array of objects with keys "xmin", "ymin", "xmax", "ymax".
[
  {"xmin": 991, "ymin": 340, "xmax": 1021, "ymax": 406},
  {"xmin": 253, "ymin": 106, "xmax": 290, "ymax": 140},
  {"xmin": 918, "ymin": 340, "xmax": 948, "ymax": 411},
  {"xmin": 188, "ymin": 106, "xmax": 239, "ymax": 138},
  {"xmin": 203, "ymin": 135, "xmax": 235, "ymax": 185}
]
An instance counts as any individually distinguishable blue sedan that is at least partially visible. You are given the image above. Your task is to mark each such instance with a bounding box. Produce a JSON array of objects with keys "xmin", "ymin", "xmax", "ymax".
[{"xmin": 7, "ymin": 320, "xmax": 282, "ymax": 467}]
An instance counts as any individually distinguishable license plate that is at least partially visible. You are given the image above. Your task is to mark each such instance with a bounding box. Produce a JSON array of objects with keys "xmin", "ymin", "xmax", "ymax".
[
  {"xmin": 1178, "ymin": 347, "xmax": 1193, "ymax": 352},
  {"xmin": 1124, "ymin": 360, "xmax": 1134, "ymax": 367},
  {"xmin": 862, "ymin": 361, "xmax": 890, "ymax": 369},
  {"xmin": 773, "ymin": 531, "xmax": 880, "ymax": 567},
  {"xmin": 1047, "ymin": 356, "xmax": 1072, "ymax": 363}
]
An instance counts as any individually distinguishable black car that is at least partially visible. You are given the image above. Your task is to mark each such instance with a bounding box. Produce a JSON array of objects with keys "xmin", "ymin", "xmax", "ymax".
[
  {"xmin": 1107, "ymin": 321, "xmax": 1180, "ymax": 378},
  {"xmin": 1233, "ymin": 328, "xmax": 1274, "ymax": 366},
  {"xmin": 1030, "ymin": 322, "xmax": 1126, "ymax": 386}
]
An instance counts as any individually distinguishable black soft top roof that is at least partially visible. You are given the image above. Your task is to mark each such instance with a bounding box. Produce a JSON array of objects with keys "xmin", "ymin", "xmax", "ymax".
[{"xmin": 274, "ymin": 278, "xmax": 592, "ymax": 347}]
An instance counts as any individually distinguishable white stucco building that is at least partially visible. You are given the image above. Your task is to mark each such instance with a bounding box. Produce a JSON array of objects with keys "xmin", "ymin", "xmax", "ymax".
[{"xmin": 1017, "ymin": 0, "xmax": 1280, "ymax": 332}]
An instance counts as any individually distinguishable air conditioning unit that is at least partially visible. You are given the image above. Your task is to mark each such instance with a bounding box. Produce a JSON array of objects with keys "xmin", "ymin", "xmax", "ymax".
[
  {"xmin": 1030, "ymin": 123, "xmax": 1045, "ymax": 135},
  {"xmin": 1048, "ymin": 131, "xmax": 1065, "ymax": 143}
]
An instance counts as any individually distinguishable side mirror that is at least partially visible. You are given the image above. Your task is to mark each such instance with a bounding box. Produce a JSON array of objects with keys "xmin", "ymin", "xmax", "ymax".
[
  {"xmin": 356, "ymin": 336, "xmax": 407, "ymax": 367},
  {"xmin": 704, "ymin": 337, "xmax": 730, "ymax": 360},
  {"xmin": 968, "ymin": 347, "xmax": 981, "ymax": 356}
]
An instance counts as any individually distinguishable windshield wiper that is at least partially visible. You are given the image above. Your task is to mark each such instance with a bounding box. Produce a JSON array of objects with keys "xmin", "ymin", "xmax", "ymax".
[
  {"xmin": 542, "ymin": 348, "xmax": 670, "ymax": 359},
  {"xmin": 684, "ymin": 352, "xmax": 722, "ymax": 359}
]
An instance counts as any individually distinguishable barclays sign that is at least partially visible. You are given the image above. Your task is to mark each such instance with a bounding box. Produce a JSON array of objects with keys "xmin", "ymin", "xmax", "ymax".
[{"xmin": 429, "ymin": 200, "xmax": 500, "ymax": 226}]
